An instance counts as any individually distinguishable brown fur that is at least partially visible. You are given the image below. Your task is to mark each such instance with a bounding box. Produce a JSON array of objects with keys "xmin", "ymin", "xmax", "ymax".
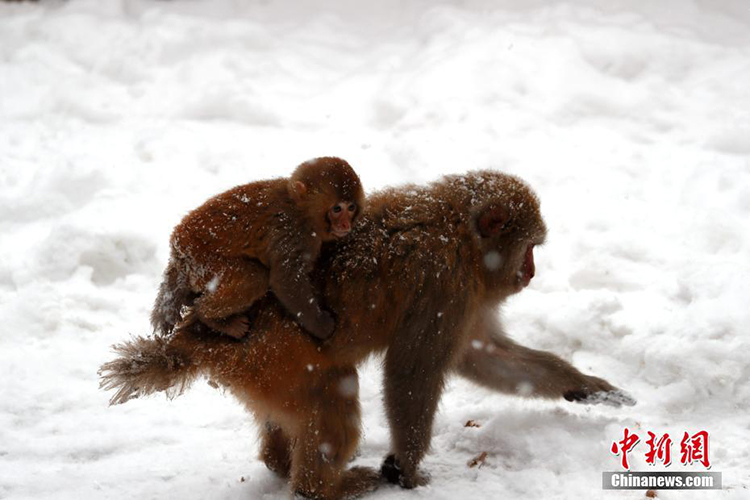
[
  {"xmin": 102, "ymin": 170, "xmax": 633, "ymax": 499},
  {"xmin": 150, "ymin": 157, "xmax": 365, "ymax": 340}
]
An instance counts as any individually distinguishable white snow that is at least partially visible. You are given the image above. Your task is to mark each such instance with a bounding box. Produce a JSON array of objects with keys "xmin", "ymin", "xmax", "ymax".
[
  {"xmin": 338, "ymin": 375, "xmax": 359, "ymax": 398},
  {"xmin": 206, "ymin": 275, "xmax": 221, "ymax": 293},
  {"xmin": 1, "ymin": 0, "xmax": 749, "ymax": 499},
  {"xmin": 483, "ymin": 250, "xmax": 503, "ymax": 270}
]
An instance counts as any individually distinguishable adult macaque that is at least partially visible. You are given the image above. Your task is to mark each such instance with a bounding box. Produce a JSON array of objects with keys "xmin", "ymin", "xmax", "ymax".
[
  {"xmin": 102, "ymin": 170, "xmax": 634, "ymax": 499},
  {"xmin": 150, "ymin": 156, "xmax": 364, "ymax": 340}
]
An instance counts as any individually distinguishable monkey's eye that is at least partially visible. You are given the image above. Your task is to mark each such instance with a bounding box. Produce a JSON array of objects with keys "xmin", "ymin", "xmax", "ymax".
[
  {"xmin": 348, "ymin": 203, "xmax": 356, "ymax": 212},
  {"xmin": 332, "ymin": 205, "xmax": 342, "ymax": 213}
]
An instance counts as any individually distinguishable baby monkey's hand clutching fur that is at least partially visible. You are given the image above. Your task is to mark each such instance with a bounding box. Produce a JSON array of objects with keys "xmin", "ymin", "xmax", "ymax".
[{"xmin": 150, "ymin": 157, "xmax": 365, "ymax": 341}]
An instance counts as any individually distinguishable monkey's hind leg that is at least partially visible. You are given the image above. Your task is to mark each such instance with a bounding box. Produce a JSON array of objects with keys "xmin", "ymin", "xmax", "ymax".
[
  {"xmin": 192, "ymin": 258, "xmax": 269, "ymax": 339},
  {"xmin": 260, "ymin": 422, "xmax": 292, "ymax": 478},
  {"xmin": 151, "ymin": 256, "xmax": 195, "ymax": 336},
  {"xmin": 290, "ymin": 367, "xmax": 380, "ymax": 500}
]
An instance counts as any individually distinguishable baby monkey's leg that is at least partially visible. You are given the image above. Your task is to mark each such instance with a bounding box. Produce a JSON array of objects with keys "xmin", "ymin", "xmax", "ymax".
[{"xmin": 192, "ymin": 258, "xmax": 269, "ymax": 339}]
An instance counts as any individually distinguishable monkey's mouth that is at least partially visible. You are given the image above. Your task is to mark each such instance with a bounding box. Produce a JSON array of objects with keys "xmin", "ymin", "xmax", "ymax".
[
  {"xmin": 331, "ymin": 228, "xmax": 351, "ymax": 238},
  {"xmin": 516, "ymin": 245, "xmax": 536, "ymax": 290},
  {"xmin": 519, "ymin": 272, "xmax": 533, "ymax": 288},
  {"xmin": 514, "ymin": 271, "xmax": 533, "ymax": 292}
]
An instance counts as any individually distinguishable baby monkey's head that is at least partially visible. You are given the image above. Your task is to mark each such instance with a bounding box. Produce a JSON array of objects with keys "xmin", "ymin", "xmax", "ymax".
[{"xmin": 289, "ymin": 157, "xmax": 365, "ymax": 241}]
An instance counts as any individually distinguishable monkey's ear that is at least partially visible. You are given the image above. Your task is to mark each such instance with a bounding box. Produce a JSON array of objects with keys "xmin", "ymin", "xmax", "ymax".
[
  {"xmin": 289, "ymin": 181, "xmax": 307, "ymax": 202},
  {"xmin": 477, "ymin": 205, "xmax": 510, "ymax": 237}
]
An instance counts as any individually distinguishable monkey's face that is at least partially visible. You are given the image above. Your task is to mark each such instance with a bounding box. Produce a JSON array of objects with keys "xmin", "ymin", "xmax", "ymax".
[
  {"xmin": 288, "ymin": 156, "xmax": 366, "ymax": 242},
  {"xmin": 325, "ymin": 200, "xmax": 359, "ymax": 240},
  {"xmin": 475, "ymin": 196, "xmax": 547, "ymax": 296}
]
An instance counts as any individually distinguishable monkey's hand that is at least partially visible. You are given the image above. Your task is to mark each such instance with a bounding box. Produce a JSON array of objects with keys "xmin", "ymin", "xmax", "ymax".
[
  {"xmin": 221, "ymin": 315, "xmax": 250, "ymax": 340},
  {"xmin": 563, "ymin": 375, "xmax": 637, "ymax": 408},
  {"xmin": 300, "ymin": 309, "xmax": 335, "ymax": 340},
  {"xmin": 381, "ymin": 454, "xmax": 430, "ymax": 489}
]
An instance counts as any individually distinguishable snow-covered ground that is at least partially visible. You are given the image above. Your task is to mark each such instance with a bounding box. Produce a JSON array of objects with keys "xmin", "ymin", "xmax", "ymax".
[{"xmin": 1, "ymin": 0, "xmax": 749, "ymax": 498}]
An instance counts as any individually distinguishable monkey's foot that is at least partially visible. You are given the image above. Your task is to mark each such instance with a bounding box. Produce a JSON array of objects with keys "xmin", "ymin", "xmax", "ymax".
[
  {"xmin": 340, "ymin": 466, "xmax": 381, "ymax": 498},
  {"xmin": 173, "ymin": 308, "xmax": 197, "ymax": 333},
  {"xmin": 293, "ymin": 467, "xmax": 379, "ymax": 500},
  {"xmin": 381, "ymin": 455, "xmax": 429, "ymax": 489},
  {"xmin": 565, "ymin": 388, "xmax": 637, "ymax": 408},
  {"xmin": 220, "ymin": 315, "xmax": 250, "ymax": 339},
  {"xmin": 301, "ymin": 310, "xmax": 335, "ymax": 340},
  {"xmin": 561, "ymin": 373, "xmax": 636, "ymax": 408},
  {"xmin": 199, "ymin": 315, "xmax": 250, "ymax": 339}
]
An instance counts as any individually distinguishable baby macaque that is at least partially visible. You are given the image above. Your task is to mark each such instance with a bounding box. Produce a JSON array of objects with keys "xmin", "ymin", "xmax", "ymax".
[{"xmin": 150, "ymin": 157, "xmax": 365, "ymax": 340}]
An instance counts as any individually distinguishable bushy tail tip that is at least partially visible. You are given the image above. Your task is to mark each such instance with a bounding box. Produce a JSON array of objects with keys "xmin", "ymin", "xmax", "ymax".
[{"xmin": 98, "ymin": 334, "xmax": 196, "ymax": 406}]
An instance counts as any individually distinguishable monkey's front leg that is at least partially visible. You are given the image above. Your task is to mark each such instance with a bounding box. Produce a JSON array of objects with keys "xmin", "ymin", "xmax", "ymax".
[
  {"xmin": 268, "ymin": 255, "xmax": 334, "ymax": 340},
  {"xmin": 456, "ymin": 312, "xmax": 636, "ymax": 407},
  {"xmin": 381, "ymin": 334, "xmax": 453, "ymax": 489}
]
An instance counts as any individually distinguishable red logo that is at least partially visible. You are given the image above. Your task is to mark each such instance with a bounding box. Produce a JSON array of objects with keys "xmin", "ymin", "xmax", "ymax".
[
  {"xmin": 611, "ymin": 428, "xmax": 640, "ymax": 470},
  {"xmin": 645, "ymin": 432, "xmax": 672, "ymax": 466},
  {"xmin": 611, "ymin": 429, "xmax": 711, "ymax": 470},
  {"xmin": 680, "ymin": 431, "xmax": 711, "ymax": 468}
]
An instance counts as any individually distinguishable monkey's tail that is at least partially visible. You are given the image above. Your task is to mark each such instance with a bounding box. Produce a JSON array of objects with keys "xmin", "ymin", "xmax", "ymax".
[
  {"xmin": 98, "ymin": 332, "xmax": 200, "ymax": 406},
  {"xmin": 151, "ymin": 255, "xmax": 193, "ymax": 336}
]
